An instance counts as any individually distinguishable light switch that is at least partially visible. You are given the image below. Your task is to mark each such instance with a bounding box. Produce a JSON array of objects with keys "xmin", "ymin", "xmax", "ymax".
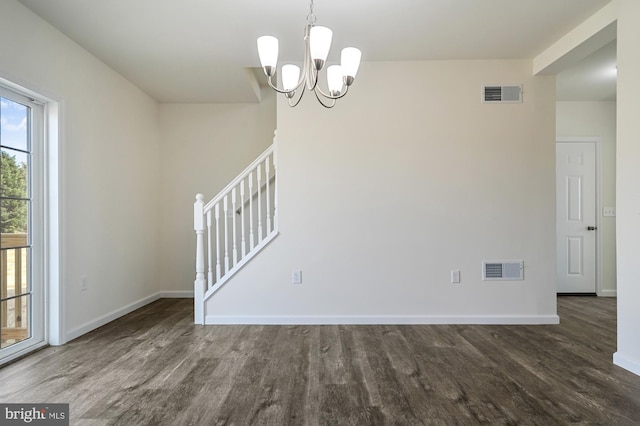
[{"xmin": 603, "ymin": 207, "xmax": 616, "ymax": 217}]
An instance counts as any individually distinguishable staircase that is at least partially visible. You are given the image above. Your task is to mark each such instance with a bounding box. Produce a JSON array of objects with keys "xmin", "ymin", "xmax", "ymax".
[{"xmin": 193, "ymin": 134, "xmax": 278, "ymax": 324}]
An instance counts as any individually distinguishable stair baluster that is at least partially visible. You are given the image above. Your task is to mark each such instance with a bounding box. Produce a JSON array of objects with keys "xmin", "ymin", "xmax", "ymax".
[
  {"xmin": 266, "ymin": 158, "xmax": 272, "ymax": 234},
  {"xmin": 232, "ymin": 187, "xmax": 238, "ymax": 267},
  {"xmin": 240, "ymin": 180, "xmax": 247, "ymax": 257},
  {"xmin": 257, "ymin": 164, "xmax": 263, "ymax": 243}
]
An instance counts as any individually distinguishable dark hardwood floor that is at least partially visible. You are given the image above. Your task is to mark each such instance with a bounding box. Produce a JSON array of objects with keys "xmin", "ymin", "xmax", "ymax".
[{"xmin": 1, "ymin": 297, "xmax": 639, "ymax": 425}]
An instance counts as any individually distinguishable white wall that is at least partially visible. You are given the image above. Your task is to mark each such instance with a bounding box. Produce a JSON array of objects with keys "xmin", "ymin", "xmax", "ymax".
[
  {"xmin": 556, "ymin": 101, "xmax": 617, "ymax": 295},
  {"xmin": 204, "ymin": 60, "xmax": 558, "ymax": 323},
  {"xmin": 0, "ymin": 0, "xmax": 161, "ymax": 340},
  {"xmin": 157, "ymin": 94, "xmax": 276, "ymax": 293},
  {"xmin": 614, "ymin": 0, "xmax": 640, "ymax": 376}
]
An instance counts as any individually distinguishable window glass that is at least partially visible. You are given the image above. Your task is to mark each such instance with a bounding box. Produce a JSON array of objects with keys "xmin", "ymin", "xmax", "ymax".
[
  {"xmin": 0, "ymin": 97, "xmax": 29, "ymax": 152},
  {"xmin": 1, "ymin": 148, "xmax": 29, "ymax": 198}
]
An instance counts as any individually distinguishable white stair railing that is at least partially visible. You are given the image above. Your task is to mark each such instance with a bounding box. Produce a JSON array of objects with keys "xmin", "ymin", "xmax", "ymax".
[{"xmin": 194, "ymin": 136, "xmax": 278, "ymax": 324}]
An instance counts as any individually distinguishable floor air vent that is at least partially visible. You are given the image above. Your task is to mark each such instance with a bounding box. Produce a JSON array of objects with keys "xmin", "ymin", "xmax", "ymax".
[
  {"xmin": 482, "ymin": 261, "xmax": 524, "ymax": 281},
  {"xmin": 482, "ymin": 85, "xmax": 522, "ymax": 103}
]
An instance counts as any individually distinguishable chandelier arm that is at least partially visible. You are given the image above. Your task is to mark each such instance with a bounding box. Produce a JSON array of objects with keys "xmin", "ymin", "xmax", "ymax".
[
  {"xmin": 304, "ymin": 32, "xmax": 319, "ymax": 92},
  {"xmin": 313, "ymin": 88, "xmax": 336, "ymax": 108},
  {"xmin": 305, "ymin": 63, "xmax": 322, "ymax": 92},
  {"xmin": 266, "ymin": 75, "xmax": 305, "ymax": 95},
  {"xmin": 288, "ymin": 86, "xmax": 306, "ymax": 107},
  {"xmin": 314, "ymin": 83, "xmax": 350, "ymax": 100},
  {"xmin": 267, "ymin": 24, "xmax": 313, "ymax": 95}
]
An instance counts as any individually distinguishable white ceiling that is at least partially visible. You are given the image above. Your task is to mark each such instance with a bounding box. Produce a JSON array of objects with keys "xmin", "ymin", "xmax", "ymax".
[{"xmin": 17, "ymin": 0, "xmax": 613, "ymax": 103}]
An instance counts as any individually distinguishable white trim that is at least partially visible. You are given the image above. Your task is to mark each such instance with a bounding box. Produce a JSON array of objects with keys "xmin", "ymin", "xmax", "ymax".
[
  {"xmin": 595, "ymin": 138, "xmax": 604, "ymax": 297},
  {"xmin": 159, "ymin": 290, "xmax": 194, "ymax": 298},
  {"xmin": 65, "ymin": 293, "xmax": 161, "ymax": 342},
  {"xmin": 0, "ymin": 341, "xmax": 48, "ymax": 367},
  {"xmin": 556, "ymin": 137, "xmax": 603, "ymax": 295},
  {"xmin": 204, "ymin": 314, "xmax": 560, "ymax": 325},
  {"xmin": 0, "ymin": 74, "xmax": 66, "ymax": 347},
  {"xmin": 46, "ymin": 101, "xmax": 63, "ymax": 345},
  {"xmin": 613, "ymin": 352, "xmax": 640, "ymax": 377},
  {"xmin": 598, "ymin": 289, "xmax": 617, "ymax": 297}
]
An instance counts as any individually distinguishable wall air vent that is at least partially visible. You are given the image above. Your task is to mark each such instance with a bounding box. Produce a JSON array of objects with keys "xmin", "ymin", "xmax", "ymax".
[
  {"xmin": 482, "ymin": 261, "xmax": 524, "ymax": 281},
  {"xmin": 482, "ymin": 85, "xmax": 523, "ymax": 103}
]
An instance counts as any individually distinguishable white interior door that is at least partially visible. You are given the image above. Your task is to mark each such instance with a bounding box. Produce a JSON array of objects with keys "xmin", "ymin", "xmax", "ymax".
[{"xmin": 556, "ymin": 141, "xmax": 597, "ymax": 293}]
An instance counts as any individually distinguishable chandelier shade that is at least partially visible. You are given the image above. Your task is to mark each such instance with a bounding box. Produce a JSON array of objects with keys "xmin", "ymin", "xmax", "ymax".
[
  {"xmin": 257, "ymin": 36, "xmax": 278, "ymax": 76},
  {"xmin": 282, "ymin": 65, "xmax": 301, "ymax": 93},
  {"xmin": 256, "ymin": 0, "xmax": 361, "ymax": 108},
  {"xmin": 341, "ymin": 47, "xmax": 362, "ymax": 81},
  {"xmin": 309, "ymin": 26, "xmax": 333, "ymax": 69},
  {"xmin": 327, "ymin": 65, "xmax": 343, "ymax": 96}
]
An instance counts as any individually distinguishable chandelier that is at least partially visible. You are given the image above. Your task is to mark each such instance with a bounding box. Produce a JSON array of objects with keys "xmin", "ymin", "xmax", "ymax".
[{"xmin": 256, "ymin": 0, "xmax": 362, "ymax": 108}]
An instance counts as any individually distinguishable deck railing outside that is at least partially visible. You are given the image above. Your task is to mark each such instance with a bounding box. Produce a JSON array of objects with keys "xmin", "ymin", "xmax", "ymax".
[{"xmin": 1, "ymin": 233, "xmax": 29, "ymax": 348}]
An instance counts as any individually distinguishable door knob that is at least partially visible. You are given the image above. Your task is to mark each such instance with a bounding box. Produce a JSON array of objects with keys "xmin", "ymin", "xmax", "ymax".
[{"xmin": 587, "ymin": 226, "xmax": 597, "ymax": 231}]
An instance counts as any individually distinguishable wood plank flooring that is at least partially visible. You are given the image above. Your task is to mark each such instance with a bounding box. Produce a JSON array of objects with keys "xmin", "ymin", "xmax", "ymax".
[{"xmin": 1, "ymin": 297, "xmax": 639, "ymax": 425}]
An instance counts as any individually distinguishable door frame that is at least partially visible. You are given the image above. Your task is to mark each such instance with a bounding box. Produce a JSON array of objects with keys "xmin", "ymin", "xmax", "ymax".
[
  {"xmin": 556, "ymin": 137, "xmax": 603, "ymax": 296},
  {"xmin": 0, "ymin": 75, "xmax": 62, "ymax": 366},
  {"xmin": 0, "ymin": 85, "xmax": 45, "ymax": 361}
]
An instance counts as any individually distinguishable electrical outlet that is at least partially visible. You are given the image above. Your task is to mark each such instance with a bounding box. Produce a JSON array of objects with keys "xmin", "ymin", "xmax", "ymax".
[
  {"xmin": 451, "ymin": 270, "xmax": 461, "ymax": 284},
  {"xmin": 80, "ymin": 275, "xmax": 88, "ymax": 291},
  {"xmin": 292, "ymin": 270, "xmax": 302, "ymax": 284}
]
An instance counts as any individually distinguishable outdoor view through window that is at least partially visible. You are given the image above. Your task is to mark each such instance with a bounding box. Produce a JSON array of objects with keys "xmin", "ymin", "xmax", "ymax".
[{"xmin": 0, "ymin": 96, "xmax": 31, "ymax": 350}]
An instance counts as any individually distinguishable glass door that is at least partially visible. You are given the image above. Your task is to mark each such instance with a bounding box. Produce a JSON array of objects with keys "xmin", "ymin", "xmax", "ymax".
[{"xmin": 0, "ymin": 87, "xmax": 44, "ymax": 362}]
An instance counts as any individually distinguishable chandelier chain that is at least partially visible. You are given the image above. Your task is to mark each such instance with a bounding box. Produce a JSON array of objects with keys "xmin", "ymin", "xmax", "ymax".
[{"xmin": 306, "ymin": 0, "xmax": 317, "ymax": 25}]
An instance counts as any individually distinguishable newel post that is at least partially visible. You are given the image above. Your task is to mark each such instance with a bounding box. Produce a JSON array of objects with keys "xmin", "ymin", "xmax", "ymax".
[{"xmin": 194, "ymin": 193, "xmax": 205, "ymax": 325}]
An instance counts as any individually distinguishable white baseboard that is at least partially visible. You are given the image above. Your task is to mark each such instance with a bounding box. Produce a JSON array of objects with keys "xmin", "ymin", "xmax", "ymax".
[
  {"xmin": 614, "ymin": 352, "xmax": 640, "ymax": 377},
  {"xmin": 65, "ymin": 291, "xmax": 193, "ymax": 343},
  {"xmin": 66, "ymin": 293, "xmax": 161, "ymax": 342},
  {"xmin": 159, "ymin": 290, "xmax": 194, "ymax": 298},
  {"xmin": 599, "ymin": 289, "xmax": 617, "ymax": 297},
  {"xmin": 204, "ymin": 314, "xmax": 560, "ymax": 325}
]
